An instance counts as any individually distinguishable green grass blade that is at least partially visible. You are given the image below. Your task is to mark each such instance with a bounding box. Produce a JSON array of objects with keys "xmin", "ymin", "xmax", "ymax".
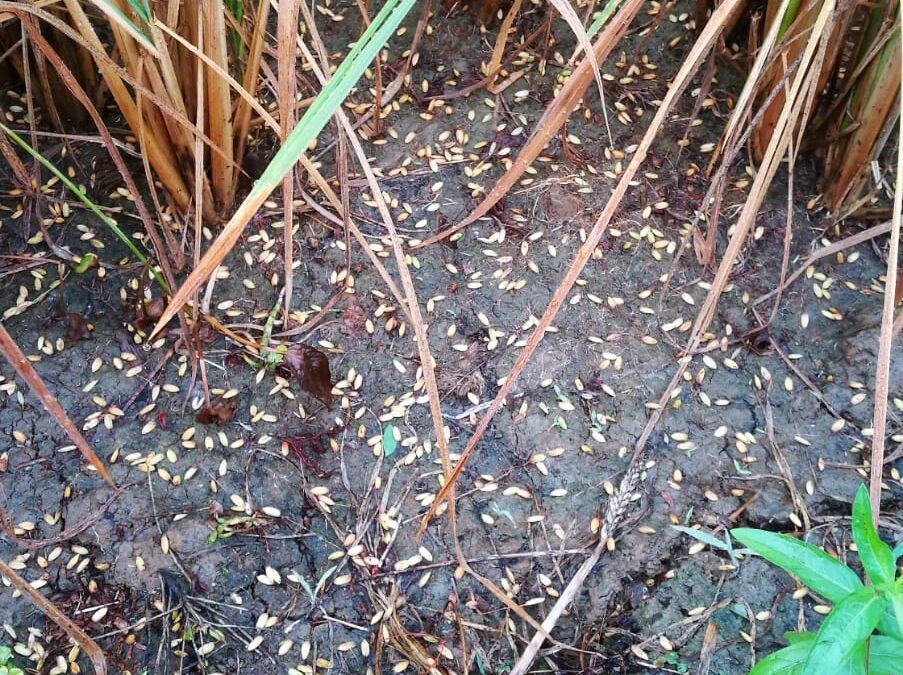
[
  {"xmin": 672, "ymin": 525, "xmax": 730, "ymax": 551},
  {"xmin": 251, "ymin": 0, "xmax": 416, "ymax": 195},
  {"xmin": 149, "ymin": 0, "xmax": 417, "ymax": 338},
  {"xmin": 0, "ymin": 122, "xmax": 169, "ymax": 291},
  {"xmin": 125, "ymin": 0, "xmax": 151, "ymax": 24},
  {"xmin": 90, "ymin": 0, "xmax": 156, "ymax": 52},
  {"xmin": 587, "ymin": 0, "xmax": 625, "ymax": 37},
  {"xmin": 776, "ymin": 0, "xmax": 804, "ymax": 39}
]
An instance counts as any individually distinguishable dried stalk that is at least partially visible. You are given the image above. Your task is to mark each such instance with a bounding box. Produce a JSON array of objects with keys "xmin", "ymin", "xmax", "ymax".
[
  {"xmin": 0, "ymin": 322, "xmax": 115, "ymax": 488},
  {"xmin": 868, "ymin": 68, "xmax": 903, "ymax": 521},
  {"xmin": 0, "ymin": 558, "xmax": 107, "ymax": 674}
]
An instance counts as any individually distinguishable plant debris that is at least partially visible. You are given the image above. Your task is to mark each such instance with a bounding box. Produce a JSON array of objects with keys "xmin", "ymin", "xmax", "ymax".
[
  {"xmin": 284, "ymin": 342, "xmax": 333, "ymax": 409},
  {"xmin": 196, "ymin": 399, "xmax": 237, "ymax": 424}
]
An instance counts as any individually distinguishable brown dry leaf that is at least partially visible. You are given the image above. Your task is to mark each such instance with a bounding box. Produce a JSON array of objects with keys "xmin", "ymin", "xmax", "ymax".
[
  {"xmin": 542, "ymin": 183, "xmax": 583, "ymax": 223},
  {"xmin": 341, "ymin": 296, "xmax": 368, "ymax": 337},
  {"xmin": 196, "ymin": 399, "xmax": 237, "ymax": 424},
  {"xmin": 143, "ymin": 297, "xmax": 165, "ymax": 320},
  {"xmin": 65, "ymin": 312, "xmax": 88, "ymax": 342},
  {"xmin": 134, "ymin": 297, "xmax": 168, "ymax": 334},
  {"xmin": 697, "ymin": 620, "xmax": 720, "ymax": 675},
  {"xmin": 284, "ymin": 343, "xmax": 333, "ymax": 409}
]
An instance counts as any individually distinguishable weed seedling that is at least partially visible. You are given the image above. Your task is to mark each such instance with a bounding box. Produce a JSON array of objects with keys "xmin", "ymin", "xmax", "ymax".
[
  {"xmin": 731, "ymin": 485, "xmax": 903, "ymax": 674},
  {"xmin": 0, "ymin": 646, "xmax": 24, "ymax": 675}
]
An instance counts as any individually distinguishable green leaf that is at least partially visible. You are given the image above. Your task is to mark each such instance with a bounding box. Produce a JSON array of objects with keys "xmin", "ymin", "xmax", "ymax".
[
  {"xmin": 672, "ymin": 525, "xmax": 731, "ymax": 551},
  {"xmin": 296, "ymin": 574, "xmax": 315, "ymax": 604},
  {"xmin": 800, "ymin": 587, "xmax": 884, "ymax": 674},
  {"xmin": 868, "ymin": 634, "xmax": 903, "ymax": 674},
  {"xmin": 74, "ymin": 253, "xmax": 98, "ymax": 273},
  {"xmin": 586, "ymin": 0, "xmax": 625, "ymax": 37},
  {"xmin": 251, "ymin": 0, "xmax": 416, "ymax": 197},
  {"xmin": 877, "ymin": 600, "xmax": 903, "ymax": 640},
  {"xmin": 851, "ymin": 485, "xmax": 895, "ymax": 588},
  {"xmin": 0, "ymin": 647, "xmax": 9, "ymax": 665},
  {"xmin": 732, "ymin": 528, "xmax": 862, "ymax": 603},
  {"xmin": 832, "ymin": 641, "xmax": 866, "ymax": 675},
  {"xmin": 125, "ymin": 0, "xmax": 151, "ymax": 23},
  {"xmin": 0, "ymin": 122, "xmax": 168, "ymax": 292},
  {"xmin": 784, "ymin": 631, "xmax": 816, "ymax": 644},
  {"xmin": 749, "ymin": 641, "xmax": 810, "ymax": 675},
  {"xmin": 887, "ymin": 591, "xmax": 903, "ymax": 639},
  {"xmin": 382, "ymin": 424, "xmax": 397, "ymax": 456},
  {"xmin": 314, "ymin": 565, "xmax": 337, "ymax": 596},
  {"xmin": 892, "ymin": 540, "xmax": 903, "ymax": 560},
  {"xmin": 95, "ymin": 0, "xmax": 154, "ymax": 44},
  {"xmin": 746, "ymin": 632, "xmax": 869, "ymax": 675}
]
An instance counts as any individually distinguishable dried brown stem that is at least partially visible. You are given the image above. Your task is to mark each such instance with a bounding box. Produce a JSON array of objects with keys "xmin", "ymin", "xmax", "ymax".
[
  {"xmin": 0, "ymin": 322, "xmax": 116, "ymax": 488},
  {"xmin": 0, "ymin": 557, "xmax": 107, "ymax": 674}
]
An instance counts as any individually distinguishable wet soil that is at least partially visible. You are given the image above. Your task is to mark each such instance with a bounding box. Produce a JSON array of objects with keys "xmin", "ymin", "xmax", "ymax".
[{"xmin": 0, "ymin": 2, "xmax": 902, "ymax": 675}]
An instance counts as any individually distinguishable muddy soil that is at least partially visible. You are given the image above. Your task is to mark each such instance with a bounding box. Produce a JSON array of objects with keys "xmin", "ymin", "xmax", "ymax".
[{"xmin": 1, "ymin": 2, "xmax": 901, "ymax": 675}]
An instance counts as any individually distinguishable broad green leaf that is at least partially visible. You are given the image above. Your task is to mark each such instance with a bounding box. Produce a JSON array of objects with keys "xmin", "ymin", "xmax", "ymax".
[
  {"xmin": 732, "ymin": 528, "xmax": 862, "ymax": 603},
  {"xmin": 892, "ymin": 540, "xmax": 903, "ymax": 560},
  {"xmin": 851, "ymin": 485, "xmax": 895, "ymax": 588},
  {"xmin": 383, "ymin": 424, "xmax": 397, "ymax": 457},
  {"xmin": 800, "ymin": 587, "xmax": 885, "ymax": 674},
  {"xmin": 832, "ymin": 641, "xmax": 866, "ymax": 675},
  {"xmin": 784, "ymin": 631, "xmax": 816, "ymax": 644},
  {"xmin": 868, "ymin": 634, "xmax": 903, "ymax": 674},
  {"xmin": 877, "ymin": 600, "xmax": 903, "ymax": 640},
  {"xmin": 888, "ymin": 591, "xmax": 903, "ymax": 639},
  {"xmin": 749, "ymin": 641, "xmax": 810, "ymax": 675}
]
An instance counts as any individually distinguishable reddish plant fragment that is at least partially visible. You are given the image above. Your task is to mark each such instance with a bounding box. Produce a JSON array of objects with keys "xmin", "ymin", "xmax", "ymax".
[
  {"xmin": 65, "ymin": 312, "xmax": 88, "ymax": 342},
  {"xmin": 282, "ymin": 434, "xmax": 330, "ymax": 478},
  {"xmin": 284, "ymin": 343, "xmax": 332, "ymax": 409},
  {"xmin": 341, "ymin": 296, "xmax": 368, "ymax": 337},
  {"xmin": 51, "ymin": 282, "xmax": 89, "ymax": 342},
  {"xmin": 196, "ymin": 399, "xmax": 237, "ymax": 424}
]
